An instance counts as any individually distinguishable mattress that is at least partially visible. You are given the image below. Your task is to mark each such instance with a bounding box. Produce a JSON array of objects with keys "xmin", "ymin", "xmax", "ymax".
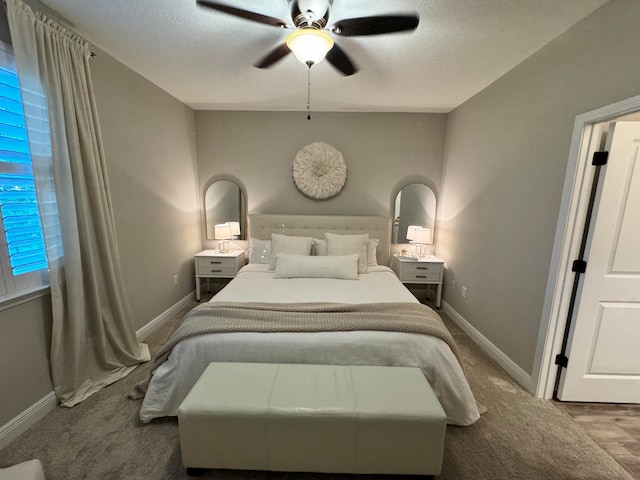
[{"xmin": 139, "ymin": 264, "xmax": 480, "ymax": 426}]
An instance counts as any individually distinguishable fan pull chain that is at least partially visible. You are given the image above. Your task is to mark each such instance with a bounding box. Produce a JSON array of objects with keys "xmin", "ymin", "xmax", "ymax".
[{"xmin": 306, "ymin": 63, "xmax": 312, "ymax": 120}]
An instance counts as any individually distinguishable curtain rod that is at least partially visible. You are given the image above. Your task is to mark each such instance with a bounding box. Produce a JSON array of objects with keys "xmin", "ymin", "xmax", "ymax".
[{"xmin": 1, "ymin": 0, "xmax": 96, "ymax": 58}]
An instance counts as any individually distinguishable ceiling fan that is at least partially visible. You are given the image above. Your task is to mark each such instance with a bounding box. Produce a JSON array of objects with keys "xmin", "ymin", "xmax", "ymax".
[{"xmin": 196, "ymin": 0, "xmax": 420, "ymax": 76}]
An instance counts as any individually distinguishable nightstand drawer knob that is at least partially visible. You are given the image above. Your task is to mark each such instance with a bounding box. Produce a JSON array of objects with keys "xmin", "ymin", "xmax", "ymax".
[
  {"xmin": 210, "ymin": 269, "xmax": 222, "ymax": 273},
  {"xmin": 416, "ymin": 266, "xmax": 429, "ymax": 270},
  {"xmin": 210, "ymin": 261, "xmax": 222, "ymax": 264},
  {"xmin": 415, "ymin": 275, "xmax": 427, "ymax": 279}
]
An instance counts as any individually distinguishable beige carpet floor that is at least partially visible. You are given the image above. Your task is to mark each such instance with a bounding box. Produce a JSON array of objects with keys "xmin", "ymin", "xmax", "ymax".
[{"xmin": 0, "ymin": 300, "xmax": 634, "ymax": 480}]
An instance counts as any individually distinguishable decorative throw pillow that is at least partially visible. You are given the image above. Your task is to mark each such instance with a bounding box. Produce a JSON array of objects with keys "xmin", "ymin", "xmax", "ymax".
[
  {"xmin": 312, "ymin": 238, "xmax": 328, "ymax": 256},
  {"xmin": 248, "ymin": 238, "xmax": 272, "ymax": 264},
  {"xmin": 367, "ymin": 238, "xmax": 379, "ymax": 266},
  {"xmin": 273, "ymin": 253, "xmax": 359, "ymax": 279},
  {"xmin": 325, "ymin": 232, "xmax": 369, "ymax": 274},
  {"xmin": 269, "ymin": 233, "xmax": 314, "ymax": 270}
]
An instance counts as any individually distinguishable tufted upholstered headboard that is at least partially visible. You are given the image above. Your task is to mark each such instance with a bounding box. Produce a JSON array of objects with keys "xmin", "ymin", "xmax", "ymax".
[{"xmin": 248, "ymin": 214, "xmax": 393, "ymax": 267}]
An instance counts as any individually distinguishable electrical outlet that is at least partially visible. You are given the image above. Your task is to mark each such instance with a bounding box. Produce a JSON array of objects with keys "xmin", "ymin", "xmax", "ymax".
[
  {"xmin": 451, "ymin": 279, "xmax": 457, "ymax": 290},
  {"xmin": 172, "ymin": 274, "xmax": 179, "ymax": 286},
  {"xmin": 461, "ymin": 286, "xmax": 468, "ymax": 299}
]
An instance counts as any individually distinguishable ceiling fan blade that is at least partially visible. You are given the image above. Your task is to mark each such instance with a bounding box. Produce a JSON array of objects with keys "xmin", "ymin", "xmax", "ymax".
[
  {"xmin": 254, "ymin": 43, "xmax": 291, "ymax": 69},
  {"xmin": 331, "ymin": 15, "xmax": 419, "ymax": 36},
  {"xmin": 325, "ymin": 44, "xmax": 358, "ymax": 76},
  {"xmin": 196, "ymin": 1, "xmax": 289, "ymax": 28}
]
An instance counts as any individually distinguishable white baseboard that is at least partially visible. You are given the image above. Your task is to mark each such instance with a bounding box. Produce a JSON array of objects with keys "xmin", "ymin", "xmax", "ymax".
[
  {"xmin": 442, "ymin": 301, "xmax": 535, "ymax": 393},
  {"xmin": 136, "ymin": 291, "xmax": 195, "ymax": 341},
  {"xmin": 0, "ymin": 391, "xmax": 57, "ymax": 451}
]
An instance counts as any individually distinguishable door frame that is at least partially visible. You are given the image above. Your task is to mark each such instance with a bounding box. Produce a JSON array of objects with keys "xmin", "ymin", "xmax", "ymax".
[{"xmin": 534, "ymin": 94, "xmax": 640, "ymax": 399}]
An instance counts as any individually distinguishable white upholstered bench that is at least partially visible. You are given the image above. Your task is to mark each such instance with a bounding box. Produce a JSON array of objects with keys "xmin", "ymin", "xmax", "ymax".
[
  {"xmin": 178, "ymin": 362, "xmax": 447, "ymax": 477},
  {"xmin": 0, "ymin": 460, "xmax": 46, "ymax": 480}
]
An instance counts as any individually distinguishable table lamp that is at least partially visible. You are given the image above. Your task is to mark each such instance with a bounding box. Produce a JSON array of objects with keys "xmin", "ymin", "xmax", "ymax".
[
  {"xmin": 214, "ymin": 223, "xmax": 232, "ymax": 253},
  {"xmin": 412, "ymin": 227, "xmax": 432, "ymax": 258}
]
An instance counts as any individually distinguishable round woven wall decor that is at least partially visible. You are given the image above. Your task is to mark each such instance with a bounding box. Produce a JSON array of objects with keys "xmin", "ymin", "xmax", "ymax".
[{"xmin": 292, "ymin": 142, "xmax": 347, "ymax": 200}]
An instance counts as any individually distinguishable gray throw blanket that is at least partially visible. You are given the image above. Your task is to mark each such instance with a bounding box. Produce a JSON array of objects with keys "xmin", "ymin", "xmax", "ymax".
[{"xmin": 131, "ymin": 301, "xmax": 459, "ymax": 399}]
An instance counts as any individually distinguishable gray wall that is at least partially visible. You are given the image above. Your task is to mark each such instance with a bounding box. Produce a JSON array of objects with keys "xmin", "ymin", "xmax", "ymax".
[
  {"xmin": 195, "ymin": 111, "xmax": 446, "ymax": 250},
  {"xmin": 0, "ymin": 296, "xmax": 53, "ymax": 425},
  {"xmin": 438, "ymin": 0, "xmax": 640, "ymax": 375},
  {"xmin": 0, "ymin": 46, "xmax": 200, "ymax": 427},
  {"xmin": 91, "ymin": 47, "xmax": 201, "ymax": 330}
]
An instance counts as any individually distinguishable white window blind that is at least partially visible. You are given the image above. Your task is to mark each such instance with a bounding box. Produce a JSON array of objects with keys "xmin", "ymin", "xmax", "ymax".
[{"xmin": 0, "ymin": 41, "xmax": 49, "ymax": 298}]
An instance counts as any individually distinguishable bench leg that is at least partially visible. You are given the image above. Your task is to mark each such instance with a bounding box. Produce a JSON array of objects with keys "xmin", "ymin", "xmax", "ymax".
[{"xmin": 186, "ymin": 467, "xmax": 206, "ymax": 476}]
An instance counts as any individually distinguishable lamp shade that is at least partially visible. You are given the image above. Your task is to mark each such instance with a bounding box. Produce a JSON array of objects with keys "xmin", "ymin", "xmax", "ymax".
[
  {"xmin": 227, "ymin": 221, "xmax": 240, "ymax": 236},
  {"xmin": 286, "ymin": 28, "xmax": 334, "ymax": 65},
  {"xmin": 413, "ymin": 228, "xmax": 431, "ymax": 245},
  {"xmin": 406, "ymin": 225, "xmax": 421, "ymax": 241},
  {"xmin": 214, "ymin": 223, "xmax": 232, "ymax": 240}
]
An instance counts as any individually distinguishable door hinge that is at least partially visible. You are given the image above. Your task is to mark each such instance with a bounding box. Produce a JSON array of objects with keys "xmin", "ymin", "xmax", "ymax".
[
  {"xmin": 572, "ymin": 259, "xmax": 587, "ymax": 273},
  {"xmin": 555, "ymin": 354, "xmax": 569, "ymax": 368},
  {"xmin": 592, "ymin": 151, "xmax": 609, "ymax": 166}
]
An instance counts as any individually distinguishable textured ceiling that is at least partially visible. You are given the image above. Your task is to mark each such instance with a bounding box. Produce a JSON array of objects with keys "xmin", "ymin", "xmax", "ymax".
[{"xmin": 39, "ymin": 0, "xmax": 610, "ymax": 112}]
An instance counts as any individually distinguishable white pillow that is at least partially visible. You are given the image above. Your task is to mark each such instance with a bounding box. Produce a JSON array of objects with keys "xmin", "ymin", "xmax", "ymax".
[
  {"xmin": 325, "ymin": 232, "xmax": 368, "ymax": 273},
  {"xmin": 269, "ymin": 233, "xmax": 314, "ymax": 270},
  {"xmin": 248, "ymin": 238, "xmax": 271, "ymax": 264},
  {"xmin": 367, "ymin": 238, "xmax": 379, "ymax": 266},
  {"xmin": 273, "ymin": 253, "xmax": 359, "ymax": 279},
  {"xmin": 312, "ymin": 238, "xmax": 327, "ymax": 256}
]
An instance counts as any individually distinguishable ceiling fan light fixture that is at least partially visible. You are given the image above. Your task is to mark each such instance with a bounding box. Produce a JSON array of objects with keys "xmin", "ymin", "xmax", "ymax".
[{"xmin": 286, "ymin": 28, "xmax": 334, "ymax": 66}]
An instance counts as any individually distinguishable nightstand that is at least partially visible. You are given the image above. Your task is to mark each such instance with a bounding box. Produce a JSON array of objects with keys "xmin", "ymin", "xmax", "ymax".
[
  {"xmin": 391, "ymin": 254, "xmax": 444, "ymax": 309},
  {"xmin": 194, "ymin": 249, "xmax": 245, "ymax": 301}
]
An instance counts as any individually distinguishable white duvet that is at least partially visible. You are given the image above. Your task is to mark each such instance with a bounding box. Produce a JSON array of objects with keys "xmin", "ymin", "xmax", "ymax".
[{"xmin": 139, "ymin": 264, "xmax": 480, "ymax": 426}]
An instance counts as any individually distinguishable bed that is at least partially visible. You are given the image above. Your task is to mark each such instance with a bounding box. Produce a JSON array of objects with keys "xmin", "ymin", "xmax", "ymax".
[{"xmin": 137, "ymin": 214, "xmax": 480, "ymax": 426}]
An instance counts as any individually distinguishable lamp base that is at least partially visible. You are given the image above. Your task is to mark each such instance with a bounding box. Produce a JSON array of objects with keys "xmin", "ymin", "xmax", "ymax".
[{"xmin": 217, "ymin": 240, "xmax": 230, "ymax": 253}]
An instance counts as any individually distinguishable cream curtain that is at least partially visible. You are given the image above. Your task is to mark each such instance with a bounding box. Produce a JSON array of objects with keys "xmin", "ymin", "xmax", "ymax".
[{"xmin": 6, "ymin": 0, "xmax": 149, "ymax": 407}]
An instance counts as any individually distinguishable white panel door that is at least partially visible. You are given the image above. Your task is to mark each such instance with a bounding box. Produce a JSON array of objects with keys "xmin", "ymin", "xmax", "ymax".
[{"xmin": 558, "ymin": 121, "xmax": 640, "ymax": 402}]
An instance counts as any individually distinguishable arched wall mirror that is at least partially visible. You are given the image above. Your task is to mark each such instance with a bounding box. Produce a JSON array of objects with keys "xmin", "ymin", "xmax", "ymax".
[
  {"xmin": 204, "ymin": 179, "xmax": 246, "ymax": 240},
  {"xmin": 393, "ymin": 183, "xmax": 437, "ymax": 244}
]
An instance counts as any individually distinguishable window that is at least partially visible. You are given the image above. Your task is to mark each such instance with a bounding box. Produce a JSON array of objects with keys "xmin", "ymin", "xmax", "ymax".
[{"xmin": 0, "ymin": 41, "xmax": 49, "ymax": 298}]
